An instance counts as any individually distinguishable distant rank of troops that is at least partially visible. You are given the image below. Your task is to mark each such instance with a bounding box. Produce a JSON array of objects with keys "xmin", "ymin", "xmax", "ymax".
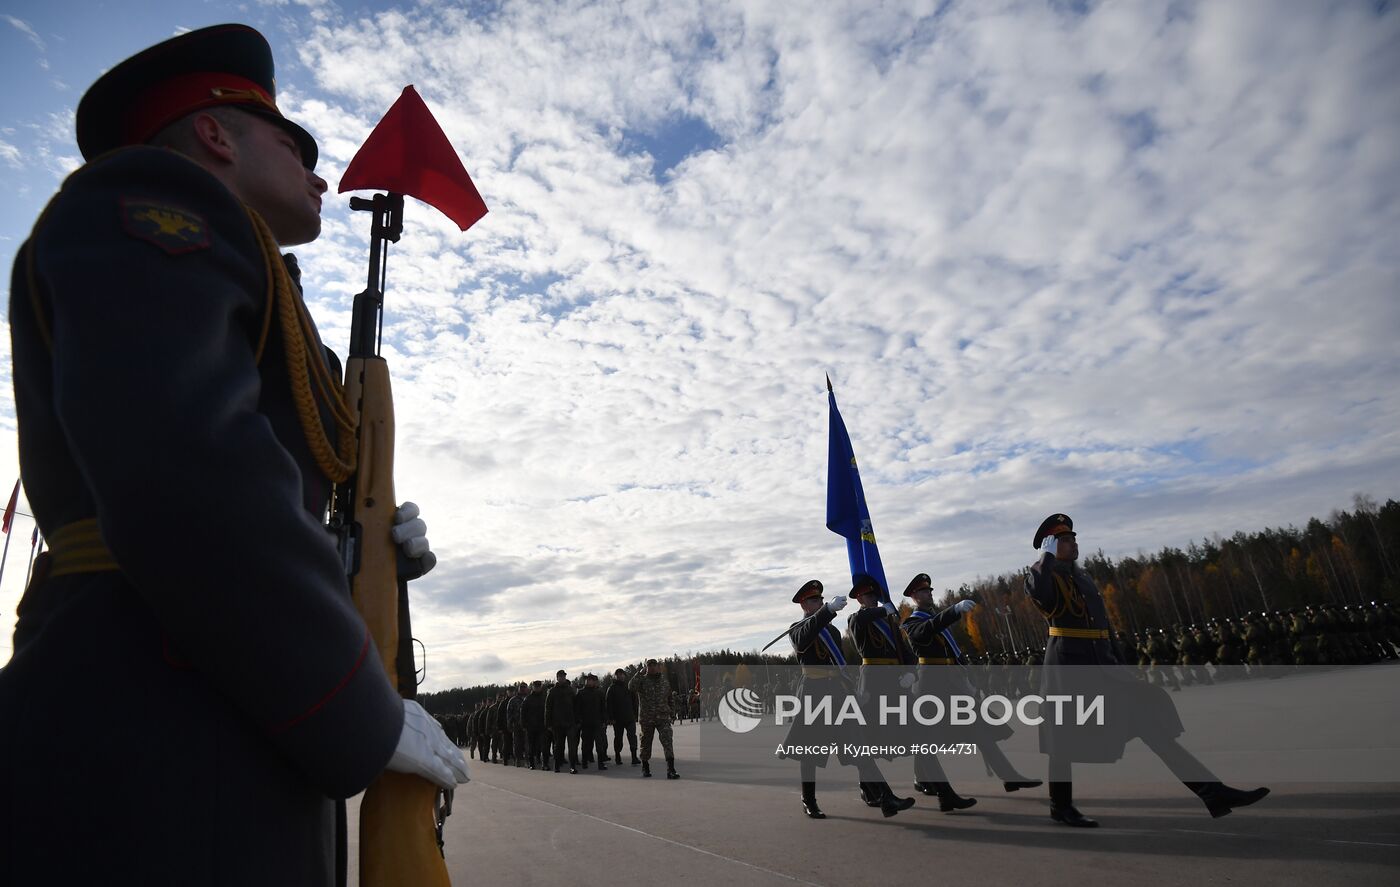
[
  {"xmin": 438, "ymin": 660, "xmax": 714, "ymax": 780},
  {"xmin": 960, "ymin": 599, "xmax": 1400, "ymax": 695}
]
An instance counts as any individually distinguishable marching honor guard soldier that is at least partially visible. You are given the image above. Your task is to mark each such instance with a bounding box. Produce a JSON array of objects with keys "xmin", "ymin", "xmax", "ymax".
[
  {"xmin": 1026, "ymin": 514, "xmax": 1269, "ymax": 827},
  {"xmin": 786, "ymin": 579, "xmax": 916, "ymax": 819},
  {"xmin": 901, "ymin": 573, "xmax": 1041, "ymax": 808},
  {"xmin": 845, "ymin": 574, "xmax": 921, "ymax": 812},
  {"xmin": 0, "ymin": 24, "xmax": 467, "ymax": 885}
]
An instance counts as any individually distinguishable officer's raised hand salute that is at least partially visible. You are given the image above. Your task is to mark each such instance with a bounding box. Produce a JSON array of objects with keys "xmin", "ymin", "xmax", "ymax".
[{"xmin": 0, "ymin": 24, "xmax": 434, "ymax": 885}]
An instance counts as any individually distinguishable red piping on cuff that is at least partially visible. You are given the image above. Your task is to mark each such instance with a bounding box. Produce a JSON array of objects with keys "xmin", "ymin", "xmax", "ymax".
[{"xmin": 268, "ymin": 627, "xmax": 373, "ymax": 736}]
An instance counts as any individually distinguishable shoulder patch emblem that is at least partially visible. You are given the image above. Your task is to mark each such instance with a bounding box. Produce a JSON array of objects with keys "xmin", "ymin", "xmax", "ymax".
[{"xmin": 122, "ymin": 200, "xmax": 210, "ymax": 254}]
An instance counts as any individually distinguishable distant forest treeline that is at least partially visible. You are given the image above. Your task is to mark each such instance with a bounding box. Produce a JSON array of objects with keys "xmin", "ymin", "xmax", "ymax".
[{"xmin": 421, "ymin": 494, "xmax": 1399, "ymax": 715}]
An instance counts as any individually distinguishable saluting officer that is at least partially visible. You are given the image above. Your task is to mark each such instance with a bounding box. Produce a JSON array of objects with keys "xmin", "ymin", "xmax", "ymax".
[
  {"xmin": 1026, "ymin": 514, "xmax": 1269, "ymax": 827},
  {"xmin": 0, "ymin": 24, "xmax": 466, "ymax": 884},
  {"xmin": 901, "ymin": 572, "xmax": 1041, "ymax": 808}
]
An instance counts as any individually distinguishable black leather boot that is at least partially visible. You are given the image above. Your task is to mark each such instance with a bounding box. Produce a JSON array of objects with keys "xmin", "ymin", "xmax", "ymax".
[
  {"xmin": 1049, "ymin": 781, "xmax": 1098, "ymax": 827},
  {"xmin": 878, "ymin": 784, "xmax": 916, "ymax": 817},
  {"xmin": 1003, "ymin": 778, "xmax": 1043, "ymax": 792},
  {"xmin": 801, "ymin": 783, "xmax": 826, "ymax": 819},
  {"xmin": 912, "ymin": 781, "xmax": 937, "ymax": 796},
  {"xmin": 642, "ymin": 762, "xmax": 652, "ymax": 777},
  {"xmin": 666, "ymin": 759, "xmax": 679, "ymax": 779},
  {"xmin": 1187, "ymin": 782, "xmax": 1270, "ymax": 818},
  {"xmin": 931, "ymin": 782, "xmax": 977, "ymax": 812},
  {"xmin": 861, "ymin": 783, "xmax": 883, "ymax": 806},
  {"xmin": 615, "ymin": 753, "xmax": 623, "ymax": 765},
  {"xmin": 1050, "ymin": 805, "xmax": 1099, "ymax": 827}
]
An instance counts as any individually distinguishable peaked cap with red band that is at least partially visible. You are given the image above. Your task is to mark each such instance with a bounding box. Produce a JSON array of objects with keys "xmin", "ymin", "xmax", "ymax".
[
  {"xmin": 1033, "ymin": 513, "xmax": 1075, "ymax": 550},
  {"xmin": 76, "ymin": 23, "xmax": 317, "ymax": 169},
  {"xmin": 792, "ymin": 579, "xmax": 823, "ymax": 604},
  {"xmin": 848, "ymin": 573, "xmax": 881, "ymax": 599},
  {"xmin": 903, "ymin": 572, "xmax": 932, "ymax": 597}
]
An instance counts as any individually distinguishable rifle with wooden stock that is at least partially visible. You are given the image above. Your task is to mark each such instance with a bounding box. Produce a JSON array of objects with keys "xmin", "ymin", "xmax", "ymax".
[{"xmin": 332, "ymin": 84, "xmax": 488, "ymax": 887}]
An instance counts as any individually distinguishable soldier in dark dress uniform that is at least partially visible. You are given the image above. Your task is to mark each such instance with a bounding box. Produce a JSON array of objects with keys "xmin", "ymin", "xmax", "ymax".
[
  {"xmin": 1025, "ymin": 514, "xmax": 1269, "ymax": 827},
  {"xmin": 607, "ymin": 668, "xmax": 641, "ymax": 765},
  {"xmin": 0, "ymin": 24, "xmax": 468, "ymax": 885},
  {"xmin": 901, "ymin": 572, "xmax": 1040, "ymax": 805},
  {"xmin": 785, "ymin": 579, "xmax": 915, "ymax": 818},
  {"xmin": 546, "ymin": 670, "xmax": 580, "ymax": 773},
  {"xmin": 575, "ymin": 674, "xmax": 608, "ymax": 770},
  {"xmin": 523, "ymin": 680, "xmax": 547, "ymax": 769}
]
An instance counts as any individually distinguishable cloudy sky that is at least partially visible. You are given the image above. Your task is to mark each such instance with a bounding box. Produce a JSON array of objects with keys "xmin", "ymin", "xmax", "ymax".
[{"xmin": 1, "ymin": 0, "xmax": 1397, "ymax": 691}]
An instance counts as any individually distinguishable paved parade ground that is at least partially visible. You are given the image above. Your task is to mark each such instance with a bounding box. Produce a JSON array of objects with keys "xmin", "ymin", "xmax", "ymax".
[{"xmin": 348, "ymin": 664, "xmax": 1400, "ymax": 886}]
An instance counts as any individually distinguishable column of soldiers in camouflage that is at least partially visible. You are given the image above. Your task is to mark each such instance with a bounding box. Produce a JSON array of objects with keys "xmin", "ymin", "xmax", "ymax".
[
  {"xmin": 441, "ymin": 663, "xmax": 681, "ymax": 778},
  {"xmin": 1117, "ymin": 601, "xmax": 1400, "ymax": 690},
  {"xmin": 956, "ymin": 605, "xmax": 1398, "ymax": 695}
]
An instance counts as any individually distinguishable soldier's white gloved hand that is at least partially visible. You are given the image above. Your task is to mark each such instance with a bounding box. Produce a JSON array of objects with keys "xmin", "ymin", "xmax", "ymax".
[
  {"xmin": 1039, "ymin": 535, "xmax": 1059, "ymax": 560},
  {"xmin": 882, "ymin": 601, "xmax": 898, "ymax": 616},
  {"xmin": 953, "ymin": 599, "xmax": 977, "ymax": 615},
  {"xmin": 392, "ymin": 502, "xmax": 437, "ymax": 576},
  {"xmin": 899, "ymin": 672, "xmax": 916, "ymax": 689},
  {"xmin": 826, "ymin": 596, "xmax": 848, "ymax": 613},
  {"xmin": 387, "ymin": 700, "xmax": 470, "ymax": 790}
]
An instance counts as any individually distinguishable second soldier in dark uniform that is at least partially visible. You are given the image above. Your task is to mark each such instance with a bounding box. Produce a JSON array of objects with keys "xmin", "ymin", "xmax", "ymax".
[{"xmin": 901, "ymin": 572, "xmax": 1040, "ymax": 806}]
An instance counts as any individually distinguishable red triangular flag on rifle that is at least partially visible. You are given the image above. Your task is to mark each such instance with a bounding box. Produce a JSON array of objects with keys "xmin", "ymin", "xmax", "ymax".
[
  {"xmin": 1, "ymin": 479, "xmax": 19, "ymax": 535},
  {"xmin": 338, "ymin": 85, "xmax": 488, "ymax": 232}
]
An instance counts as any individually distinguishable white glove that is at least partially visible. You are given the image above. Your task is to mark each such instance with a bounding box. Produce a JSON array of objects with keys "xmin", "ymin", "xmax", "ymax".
[
  {"xmin": 391, "ymin": 502, "xmax": 437, "ymax": 575},
  {"xmin": 881, "ymin": 601, "xmax": 897, "ymax": 616},
  {"xmin": 953, "ymin": 599, "xmax": 977, "ymax": 615},
  {"xmin": 387, "ymin": 700, "xmax": 470, "ymax": 790},
  {"xmin": 899, "ymin": 672, "xmax": 916, "ymax": 690},
  {"xmin": 1039, "ymin": 535, "xmax": 1059, "ymax": 560},
  {"xmin": 826, "ymin": 596, "xmax": 848, "ymax": 613}
]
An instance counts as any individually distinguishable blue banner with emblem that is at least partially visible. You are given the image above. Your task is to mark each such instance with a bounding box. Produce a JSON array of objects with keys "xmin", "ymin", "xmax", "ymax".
[{"xmin": 825, "ymin": 378, "xmax": 892, "ymax": 603}]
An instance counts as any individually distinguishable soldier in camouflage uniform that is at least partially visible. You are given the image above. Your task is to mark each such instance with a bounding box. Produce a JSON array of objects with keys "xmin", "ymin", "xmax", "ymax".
[
  {"xmin": 1146, "ymin": 628, "xmax": 1181, "ymax": 690},
  {"xmin": 1266, "ymin": 611, "xmax": 1290, "ymax": 666},
  {"xmin": 1191, "ymin": 624, "xmax": 1216, "ymax": 684},
  {"xmin": 630, "ymin": 659, "xmax": 678, "ymax": 778},
  {"xmin": 1384, "ymin": 602, "xmax": 1400, "ymax": 657},
  {"xmin": 1243, "ymin": 613, "xmax": 1268, "ymax": 673},
  {"xmin": 507, "ymin": 683, "xmax": 529, "ymax": 768},
  {"xmin": 1366, "ymin": 603, "xmax": 1397, "ymax": 661},
  {"xmin": 1289, "ymin": 609, "xmax": 1315, "ymax": 665},
  {"xmin": 1217, "ymin": 618, "xmax": 1245, "ymax": 671}
]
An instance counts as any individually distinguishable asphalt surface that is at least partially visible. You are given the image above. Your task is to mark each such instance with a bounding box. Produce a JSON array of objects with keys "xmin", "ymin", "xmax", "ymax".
[{"xmin": 348, "ymin": 665, "xmax": 1400, "ymax": 886}]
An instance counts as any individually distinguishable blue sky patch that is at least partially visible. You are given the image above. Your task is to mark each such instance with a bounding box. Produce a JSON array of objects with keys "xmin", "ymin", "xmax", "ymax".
[{"xmin": 620, "ymin": 114, "xmax": 723, "ymax": 182}]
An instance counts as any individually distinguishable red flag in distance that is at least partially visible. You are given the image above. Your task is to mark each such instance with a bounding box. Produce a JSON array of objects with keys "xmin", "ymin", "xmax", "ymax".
[
  {"xmin": 338, "ymin": 85, "xmax": 488, "ymax": 232},
  {"xmin": 2, "ymin": 479, "xmax": 19, "ymax": 535}
]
